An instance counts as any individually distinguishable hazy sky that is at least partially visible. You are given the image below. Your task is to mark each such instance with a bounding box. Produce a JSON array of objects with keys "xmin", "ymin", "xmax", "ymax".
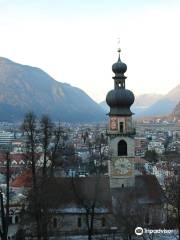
[{"xmin": 0, "ymin": 0, "xmax": 180, "ymax": 102}]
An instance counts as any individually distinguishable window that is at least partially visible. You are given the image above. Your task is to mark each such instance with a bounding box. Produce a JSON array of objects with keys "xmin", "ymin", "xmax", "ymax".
[
  {"xmin": 118, "ymin": 140, "xmax": 127, "ymax": 156},
  {"xmin": 122, "ymin": 184, "xmax": 124, "ymax": 188},
  {"xmin": 77, "ymin": 217, "xmax": 82, "ymax": 228},
  {"xmin": 53, "ymin": 218, "xmax": 57, "ymax": 228},
  {"xmin": 119, "ymin": 122, "xmax": 124, "ymax": 133},
  {"xmin": 101, "ymin": 217, "xmax": 106, "ymax": 227},
  {"xmin": 15, "ymin": 216, "xmax": 19, "ymax": 224}
]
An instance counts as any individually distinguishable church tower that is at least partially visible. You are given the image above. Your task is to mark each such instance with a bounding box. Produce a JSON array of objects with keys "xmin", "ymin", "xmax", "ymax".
[{"xmin": 106, "ymin": 48, "xmax": 135, "ymax": 188}]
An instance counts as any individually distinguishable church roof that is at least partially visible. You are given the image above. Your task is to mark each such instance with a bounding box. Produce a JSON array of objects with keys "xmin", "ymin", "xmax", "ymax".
[
  {"xmin": 135, "ymin": 175, "xmax": 166, "ymax": 204},
  {"xmin": 37, "ymin": 176, "xmax": 112, "ymax": 213},
  {"xmin": 10, "ymin": 169, "xmax": 32, "ymax": 188},
  {"xmin": 111, "ymin": 174, "xmax": 166, "ymax": 205},
  {"xmin": 10, "ymin": 172, "xmax": 165, "ymax": 212}
]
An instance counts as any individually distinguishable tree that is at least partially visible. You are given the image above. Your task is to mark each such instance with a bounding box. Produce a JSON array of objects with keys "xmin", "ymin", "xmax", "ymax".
[
  {"xmin": 0, "ymin": 151, "xmax": 10, "ymax": 240},
  {"xmin": 145, "ymin": 150, "xmax": 159, "ymax": 163},
  {"xmin": 39, "ymin": 114, "xmax": 54, "ymax": 240},
  {"xmin": 40, "ymin": 114, "xmax": 54, "ymax": 178},
  {"xmin": 72, "ymin": 175, "xmax": 104, "ymax": 240},
  {"xmin": 50, "ymin": 122, "xmax": 64, "ymax": 177},
  {"xmin": 21, "ymin": 113, "xmax": 63, "ymax": 240},
  {"xmin": 21, "ymin": 112, "xmax": 42, "ymax": 240},
  {"xmin": 71, "ymin": 133, "xmax": 108, "ymax": 240},
  {"xmin": 163, "ymin": 158, "xmax": 180, "ymax": 240},
  {"xmin": 39, "ymin": 116, "xmax": 63, "ymax": 240}
]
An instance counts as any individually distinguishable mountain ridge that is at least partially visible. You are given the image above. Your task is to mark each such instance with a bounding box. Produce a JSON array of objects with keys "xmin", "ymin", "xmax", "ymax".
[
  {"xmin": 141, "ymin": 84, "xmax": 180, "ymax": 117},
  {"xmin": 0, "ymin": 57, "xmax": 105, "ymax": 122}
]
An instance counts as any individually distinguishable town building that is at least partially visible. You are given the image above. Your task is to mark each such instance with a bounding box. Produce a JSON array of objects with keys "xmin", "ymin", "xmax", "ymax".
[{"xmin": 0, "ymin": 131, "xmax": 15, "ymax": 145}]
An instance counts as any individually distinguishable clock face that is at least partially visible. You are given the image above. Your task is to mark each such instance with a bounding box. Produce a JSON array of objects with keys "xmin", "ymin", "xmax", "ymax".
[
  {"xmin": 112, "ymin": 157, "xmax": 132, "ymax": 176},
  {"xmin": 110, "ymin": 117, "xmax": 118, "ymax": 131}
]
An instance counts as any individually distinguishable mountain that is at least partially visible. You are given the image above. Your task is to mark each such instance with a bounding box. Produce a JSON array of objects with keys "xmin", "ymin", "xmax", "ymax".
[
  {"xmin": 0, "ymin": 57, "xmax": 105, "ymax": 122},
  {"xmin": 133, "ymin": 94, "xmax": 163, "ymax": 107},
  {"xmin": 173, "ymin": 101, "xmax": 180, "ymax": 121},
  {"xmin": 141, "ymin": 84, "xmax": 180, "ymax": 117},
  {"xmin": 131, "ymin": 94, "xmax": 163, "ymax": 115},
  {"xmin": 166, "ymin": 84, "xmax": 180, "ymax": 102},
  {"xmin": 99, "ymin": 101, "xmax": 109, "ymax": 112}
]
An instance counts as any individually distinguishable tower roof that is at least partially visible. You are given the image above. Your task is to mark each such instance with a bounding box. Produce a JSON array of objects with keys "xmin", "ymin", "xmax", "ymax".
[
  {"xmin": 106, "ymin": 48, "xmax": 135, "ymax": 116},
  {"xmin": 106, "ymin": 88, "xmax": 134, "ymax": 116}
]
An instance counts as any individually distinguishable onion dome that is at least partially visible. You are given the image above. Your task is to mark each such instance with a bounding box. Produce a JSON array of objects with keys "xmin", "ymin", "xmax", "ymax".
[
  {"xmin": 112, "ymin": 48, "xmax": 127, "ymax": 75},
  {"xmin": 106, "ymin": 48, "xmax": 135, "ymax": 116},
  {"xmin": 106, "ymin": 88, "xmax": 134, "ymax": 116}
]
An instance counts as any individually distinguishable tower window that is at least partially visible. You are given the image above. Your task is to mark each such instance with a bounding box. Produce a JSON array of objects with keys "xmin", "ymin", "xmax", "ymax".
[
  {"xmin": 119, "ymin": 122, "xmax": 124, "ymax": 133},
  {"xmin": 118, "ymin": 140, "xmax": 127, "ymax": 156},
  {"xmin": 77, "ymin": 217, "xmax": 82, "ymax": 228}
]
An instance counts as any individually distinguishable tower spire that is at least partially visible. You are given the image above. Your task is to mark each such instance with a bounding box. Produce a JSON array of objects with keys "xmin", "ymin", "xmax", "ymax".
[{"xmin": 117, "ymin": 47, "xmax": 121, "ymax": 61}]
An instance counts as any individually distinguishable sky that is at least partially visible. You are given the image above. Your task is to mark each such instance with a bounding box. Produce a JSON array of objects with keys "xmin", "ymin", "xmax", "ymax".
[{"xmin": 0, "ymin": 0, "xmax": 180, "ymax": 102}]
